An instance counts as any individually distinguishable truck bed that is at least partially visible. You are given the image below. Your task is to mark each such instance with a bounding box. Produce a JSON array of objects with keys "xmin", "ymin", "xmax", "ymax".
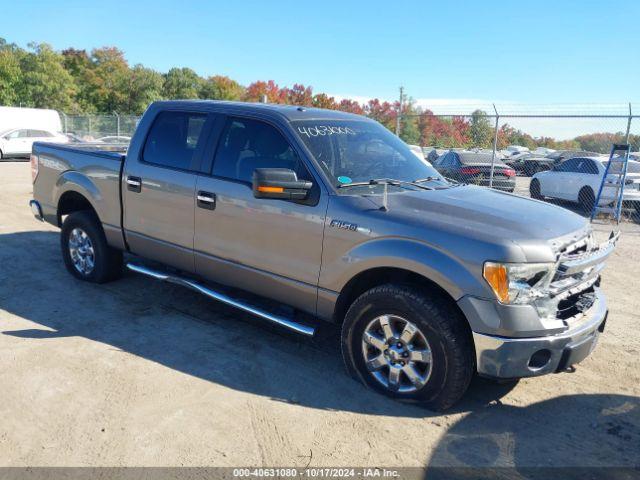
[{"xmin": 32, "ymin": 142, "xmax": 126, "ymax": 234}]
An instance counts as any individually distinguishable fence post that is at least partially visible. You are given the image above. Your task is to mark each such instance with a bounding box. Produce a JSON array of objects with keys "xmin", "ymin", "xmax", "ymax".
[
  {"xmin": 625, "ymin": 102, "xmax": 632, "ymax": 144},
  {"xmin": 88, "ymin": 116, "xmax": 92, "ymax": 138},
  {"xmin": 114, "ymin": 112, "xmax": 120, "ymax": 137},
  {"xmin": 61, "ymin": 112, "xmax": 67, "ymax": 134},
  {"xmin": 489, "ymin": 104, "xmax": 499, "ymax": 189},
  {"xmin": 395, "ymin": 86, "xmax": 404, "ymax": 137}
]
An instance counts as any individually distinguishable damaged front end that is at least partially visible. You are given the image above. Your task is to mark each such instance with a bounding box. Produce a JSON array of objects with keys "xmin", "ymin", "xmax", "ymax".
[
  {"xmin": 470, "ymin": 229, "xmax": 618, "ymax": 379},
  {"xmin": 536, "ymin": 230, "xmax": 619, "ymax": 329}
]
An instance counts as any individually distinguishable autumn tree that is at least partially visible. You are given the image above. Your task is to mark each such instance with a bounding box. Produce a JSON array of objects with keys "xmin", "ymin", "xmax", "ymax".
[
  {"xmin": 418, "ymin": 110, "xmax": 468, "ymax": 147},
  {"xmin": 286, "ymin": 83, "xmax": 313, "ymax": 106},
  {"xmin": 366, "ymin": 98, "xmax": 396, "ymax": 131},
  {"xmin": 243, "ymin": 80, "xmax": 286, "ymax": 103},
  {"xmin": 84, "ymin": 47, "xmax": 131, "ymax": 113},
  {"xmin": 199, "ymin": 75, "xmax": 244, "ymax": 100},
  {"xmin": 336, "ymin": 98, "xmax": 364, "ymax": 115}
]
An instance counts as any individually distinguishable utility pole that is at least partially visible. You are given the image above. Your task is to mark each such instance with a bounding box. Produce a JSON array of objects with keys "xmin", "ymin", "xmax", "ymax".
[
  {"xmin": 489, "ymin": 104, "xmax": 500, "ymax": 189},
  {"xmin": 395, "ymin": 86, "xmax": 404, "ymax": 136}
]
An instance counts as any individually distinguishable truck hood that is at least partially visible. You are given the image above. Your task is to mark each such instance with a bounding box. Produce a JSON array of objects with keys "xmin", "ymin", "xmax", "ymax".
[{"xmin": 383, "ymin": 184, "xmax": 588, "ymax": 243}]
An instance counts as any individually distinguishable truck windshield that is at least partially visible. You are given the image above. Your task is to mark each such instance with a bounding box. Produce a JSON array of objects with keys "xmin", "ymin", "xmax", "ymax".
[{"xmin": 292, "ymin": 119, "xmax": 448, "ymax": 191}]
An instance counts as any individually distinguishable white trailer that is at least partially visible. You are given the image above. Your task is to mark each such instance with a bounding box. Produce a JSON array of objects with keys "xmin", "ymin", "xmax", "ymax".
[{"xmin": 0, "ymin": 107, "xmax": 63, "ymax": 135}]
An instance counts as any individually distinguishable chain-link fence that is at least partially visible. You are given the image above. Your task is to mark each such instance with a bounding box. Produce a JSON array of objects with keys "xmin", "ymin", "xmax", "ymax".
[
  {"xmin": 400, "ymin": 109, "xmax": 640, "ymax": 227},
  {"xmin": 61, "ymin": 113, "xmax": 139, "ymax": 142},
  {"xmin": 61, "ymin": 109, "xmax": 640, "ymax": 226}
]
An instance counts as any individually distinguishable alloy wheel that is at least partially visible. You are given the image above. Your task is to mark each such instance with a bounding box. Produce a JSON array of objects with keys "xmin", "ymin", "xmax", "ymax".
[{"xmin": 361, "ymin": 314, "xmax": 433, "ymax": 393}]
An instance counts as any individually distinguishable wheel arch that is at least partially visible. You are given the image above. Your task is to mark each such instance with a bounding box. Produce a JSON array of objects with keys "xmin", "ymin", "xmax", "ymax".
[
  {"xmin": 54, "ymin": 171, "xmax": 103, "ymax": 226},
  {"xmin": 56, "ymin": 189, "xmax": 98, "ymax": 227},
  {"xmin": 332, "ymin": 266, "xmax": 469, "ymax": 329}
]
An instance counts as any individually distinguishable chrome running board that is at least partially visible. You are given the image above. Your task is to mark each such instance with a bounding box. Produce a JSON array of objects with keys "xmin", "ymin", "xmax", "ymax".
[{"xmin": 126, "ymin": 263, "xmax": 315, "ymax": 337}]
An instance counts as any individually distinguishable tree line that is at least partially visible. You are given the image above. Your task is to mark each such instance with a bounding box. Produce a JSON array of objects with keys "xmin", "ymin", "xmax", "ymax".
[{"xmin": 1, "ymin": 38, "xmax": 636, "ymax": 153}]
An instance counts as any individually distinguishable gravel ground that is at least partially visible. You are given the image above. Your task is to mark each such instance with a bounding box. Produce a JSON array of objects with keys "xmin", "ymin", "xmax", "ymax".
[{"xmin": 0, "ymin": 161, "xmax": 639, "ymax": 470}]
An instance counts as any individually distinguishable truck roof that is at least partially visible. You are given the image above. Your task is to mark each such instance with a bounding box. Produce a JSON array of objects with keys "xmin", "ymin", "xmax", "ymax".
[{"xmin": 150, "ymin": 100, "xmax": 369, "ymax": 122}]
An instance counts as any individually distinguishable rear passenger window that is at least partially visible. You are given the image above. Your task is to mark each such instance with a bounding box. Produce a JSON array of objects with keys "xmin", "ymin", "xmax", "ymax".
[
  {"xmin": 212, "ymin": 117, "xmax": 309, "ymax": 183},
  {"xmin": 143, "ymin": 111, "xmax": 207, "ymax": 170}
]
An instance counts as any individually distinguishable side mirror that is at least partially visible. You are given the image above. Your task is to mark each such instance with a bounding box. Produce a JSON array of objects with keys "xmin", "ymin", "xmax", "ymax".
[{"xmin": 252, "ymin": 168, "xmax": 312, "ymax": 200}]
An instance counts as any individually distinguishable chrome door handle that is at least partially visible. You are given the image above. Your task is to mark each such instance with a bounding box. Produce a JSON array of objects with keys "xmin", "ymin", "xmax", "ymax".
[
  {"xmin": 126, "ymin": 176, "xmax": 142, "ymax": 193},
  {"xmin": 197, "ymin": 191, "xmax": 216, "ymax": 210}
]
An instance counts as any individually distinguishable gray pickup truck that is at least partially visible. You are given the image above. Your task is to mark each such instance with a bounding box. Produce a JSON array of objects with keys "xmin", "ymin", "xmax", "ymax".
[{"xmin": 30, "ymin": 100, "xmax": 616, "ymax": 410}]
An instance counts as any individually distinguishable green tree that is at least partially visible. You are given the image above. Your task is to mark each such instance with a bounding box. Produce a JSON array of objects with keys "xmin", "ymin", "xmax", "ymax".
[
  {"xmin": 17, "ymin": 43, "xmax": 77, "ymax": 111},
  {"xmin": 163, "ymin": 67, "xmax": 202, "ymax": 99},
  {"xmin": 468, "ymin": 109, "xmax": 493, "ymax": 148},
  {"xmin": 125, "ymin": 65, "xmax": 164, "ymax": 114},
  {"xmin": 0, "ymin": 39, "xmax": 22, "ymax": 106},
  {"xmin": 199, "ymin": 75, "xmax": 244, "ymax": 100}
]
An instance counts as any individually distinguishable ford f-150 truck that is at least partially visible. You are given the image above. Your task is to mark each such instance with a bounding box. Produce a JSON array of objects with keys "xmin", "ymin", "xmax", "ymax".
[{"xmin": 29, "ymin": 101, "xmax": 617, "ymax": 410}]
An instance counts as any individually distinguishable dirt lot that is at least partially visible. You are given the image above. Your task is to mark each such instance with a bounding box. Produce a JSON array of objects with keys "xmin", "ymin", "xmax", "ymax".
[{"xmin": 1, "ymin": 162, "xmax": 639, "ymax": 470}]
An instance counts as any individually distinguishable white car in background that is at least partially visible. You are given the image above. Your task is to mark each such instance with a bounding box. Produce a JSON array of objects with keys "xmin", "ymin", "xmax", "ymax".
[
  {"xmin": 530, "ymin": 156, "xmax": 640, "ymax": 213},
  {"xmin": 533, "ymin": 146, "xmax": 556, "ymax": 156},
  {"xmin": 97, "ymin": 135, "xmax": 132, "ymax": 144},
  {"xmin": 0, "ymin": 128, "xmax": 68, "ymax": 160}
]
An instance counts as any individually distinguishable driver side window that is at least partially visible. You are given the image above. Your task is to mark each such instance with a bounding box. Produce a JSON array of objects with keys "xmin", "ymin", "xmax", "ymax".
[{"xmin": 212, "ymin": 117, "xmax": 310, "ymax": 183}]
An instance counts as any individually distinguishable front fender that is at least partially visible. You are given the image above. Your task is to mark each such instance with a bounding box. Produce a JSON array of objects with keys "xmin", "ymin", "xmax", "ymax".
[{"xmin": 321, "ymin": 237, "xmax": 488, "ymax": 301}]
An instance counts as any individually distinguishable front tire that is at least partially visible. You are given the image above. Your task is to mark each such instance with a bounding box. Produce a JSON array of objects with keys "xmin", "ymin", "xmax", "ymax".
[
  {"xmin": 341, "ymin": 284, "xmax": 474, "ymax": 411},
  {"xmin": 530, "ymin": 178, "xmax": 543, "ymax": 199},
  {"xmin": 579, "ymin": 186, "xmax": 595, "ymax": 213},
  {"xmin": 61, "ymin": 211, "xmax": 123, "ymax": 283}
]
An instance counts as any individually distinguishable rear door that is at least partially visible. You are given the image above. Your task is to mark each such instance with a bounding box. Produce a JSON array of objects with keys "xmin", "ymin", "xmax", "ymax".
[
  {"xmin": 193, "ymin": 115, "xmax": 327, "ymax": 315},
  {"xmin": 28, "ymin": 130, "xmax": 54, "ymax": 150},
  {"xmin": 571, "ymin": 158, "xmax": 600, "ymax": 202},
  {"xmin": 544, "ymin": 159, "xmax": 576, "ymax": 199},
  {"xmin": 123, "ymin": 110, "xmax": 215, "ymax": 272}
]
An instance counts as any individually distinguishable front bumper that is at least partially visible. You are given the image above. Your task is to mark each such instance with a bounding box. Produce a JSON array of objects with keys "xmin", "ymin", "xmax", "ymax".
[{"xmin": 472, "ymin": 288, "xmax": 608, "ymax": 379}]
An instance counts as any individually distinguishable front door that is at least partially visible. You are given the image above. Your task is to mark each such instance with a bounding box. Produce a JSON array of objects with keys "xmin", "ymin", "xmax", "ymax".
[
  {"xmin": 4, "ymin": 129, "xmax": 30, "ymax": 155},
  {"xmin": 194, "ymin": 116, "xmax": 327, "ymax": 315},
  {"xmin": 123, "ymin": 110, "xmax": 213, "ymax": 272}
]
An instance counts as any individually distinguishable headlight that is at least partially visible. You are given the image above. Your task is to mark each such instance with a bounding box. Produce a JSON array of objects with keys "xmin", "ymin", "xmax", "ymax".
[{"xmin": 483, "ymin": 262, "xmax": 556, "ymax": 304}]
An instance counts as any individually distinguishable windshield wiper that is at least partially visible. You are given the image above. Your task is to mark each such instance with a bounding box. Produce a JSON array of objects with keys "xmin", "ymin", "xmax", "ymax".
[
  {"xmin": 413, "ymin": 176, "xmax": 439, "ymax": 184},
  {"xmin": 337, "ymin": 178, "xmax": 434, "ymax": 191},
  {"xmin": 414, "ymin": 176, "xmax": 459, "ymax": 188}
]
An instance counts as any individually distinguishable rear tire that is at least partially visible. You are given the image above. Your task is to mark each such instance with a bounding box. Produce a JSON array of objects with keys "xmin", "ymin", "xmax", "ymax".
[
  {"xmin": 341, "ymin": 284, "xmax": 474, "ymax": 411},
  {"xmin": 61, "ymin": 211, "xmax": 123, "ymax": 283},
  {"xmin": 530, "ymin": 178, "xmax": 543, "ymax": 200},
  {"xmin": 579, "ymin": 186, "xmax": 595, "ymax": 213}
]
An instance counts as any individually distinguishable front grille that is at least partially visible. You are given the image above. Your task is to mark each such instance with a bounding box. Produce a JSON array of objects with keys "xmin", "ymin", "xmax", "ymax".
[
  {"xmin": 556, "ymin": 286, "xmax": 596, "ymax": 320},
  {"xmin": 543, "ymin": 231, "xmax": 613, "ymax": 324}
]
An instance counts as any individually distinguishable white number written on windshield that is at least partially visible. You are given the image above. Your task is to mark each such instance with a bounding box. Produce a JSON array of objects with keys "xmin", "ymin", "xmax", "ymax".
[{"xmin": 297, "ymin": 125, "xmax": 356, "ymax": 138}]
